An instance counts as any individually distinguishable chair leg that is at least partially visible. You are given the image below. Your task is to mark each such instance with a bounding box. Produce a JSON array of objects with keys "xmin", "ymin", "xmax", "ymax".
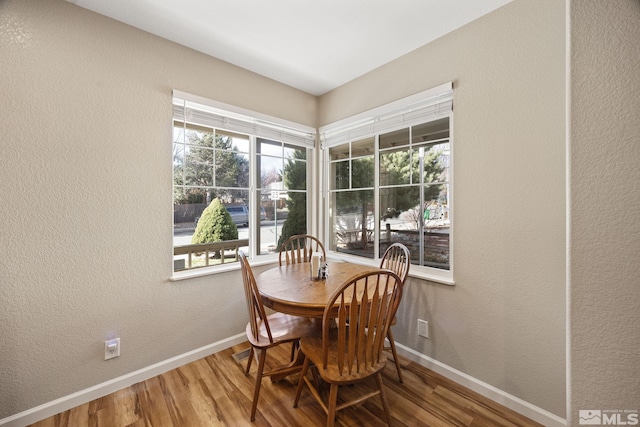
[
  {"xmin": 250, "ymin": 349, "xmax": 267, "ymax": 421},
  {"xmin": 293, "ymin": 355, "xmax": 311, "ymax": 408},
  {"xmin": 387, "ymin": 328, "xmax": 403, "ymax": 383},
  {"xmin": 310, "ymin": 365, "xmax": 321, "ymax": 392},
  {"xmin": 375, "ymin": 373, "xmax": 393, "ymax": 426},
  {"xmin": 327, "ymin": 383, "xmax": 339, "ymax": 427},
  {"xmin": 245, "ymin": 346, "xmax": 254, "ymax": 376}
]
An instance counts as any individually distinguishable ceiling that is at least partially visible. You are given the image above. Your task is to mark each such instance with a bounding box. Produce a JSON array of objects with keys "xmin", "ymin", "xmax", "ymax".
[{"xmin": 67, "ymin": 0, "xmax": 512, "ymax": 96}]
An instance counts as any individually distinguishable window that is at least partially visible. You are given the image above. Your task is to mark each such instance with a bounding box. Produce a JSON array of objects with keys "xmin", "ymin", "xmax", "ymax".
[
  {"xmin": 322, "ymin": 83, "xmax": 453, "ymax": 282},
  {"xmin": 256, "ymin": 138, "xmax": 309, "ymax": 255},
  {"xmin": 172, "ymin": 92, "xmax": 315, "ymax": 274},
  {"xmin": 329, "ymin": 137, "xmax": 375, "ymax": 258},
  {"xmin": 379, "ymin": 119, "xmax": 451, "ymax": 270}
]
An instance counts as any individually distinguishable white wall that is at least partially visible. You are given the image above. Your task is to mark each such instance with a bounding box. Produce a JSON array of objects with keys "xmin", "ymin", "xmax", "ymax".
[
  {"xmin": 568, "ymin": 0, "xmax": 640, "ymax": 423},
  {"xmin": 320, "ymin": 0, "xmax": 567, "ymax": 417},
  {"xmin": 0, "ymin": 0, "xmax": 315, "ymax": 419}
]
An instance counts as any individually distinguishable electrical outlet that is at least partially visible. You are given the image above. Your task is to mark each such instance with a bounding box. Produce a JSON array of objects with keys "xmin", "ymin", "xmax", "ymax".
[
  {"xmin": 104, "ymin": 338, "xmax": 120, "ymax": 360},
  {"xmin": 417, "ymin": 319, "xmax": 429, "ymax": 339}
]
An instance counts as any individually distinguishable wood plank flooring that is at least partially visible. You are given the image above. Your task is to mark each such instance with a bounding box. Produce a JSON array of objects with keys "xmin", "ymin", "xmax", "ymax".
[{"xmin": 29, "ymin": 342, "xmax": 544, "ymax": 426}]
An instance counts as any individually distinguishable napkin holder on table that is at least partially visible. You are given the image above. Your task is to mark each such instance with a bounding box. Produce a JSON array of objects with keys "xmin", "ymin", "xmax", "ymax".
[{"xmin": 310, "ymin": 252, "xmax": 323, "ymax": 280}]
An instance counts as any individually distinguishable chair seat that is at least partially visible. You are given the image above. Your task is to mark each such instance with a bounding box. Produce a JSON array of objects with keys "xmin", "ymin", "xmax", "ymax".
[
  {"xmin": 300, "ymin": 334, "xmax": 387, "ymax": 384},
  {"xmin": 246, "ymin": 312, "xmax": 316, "ymax": 349}
]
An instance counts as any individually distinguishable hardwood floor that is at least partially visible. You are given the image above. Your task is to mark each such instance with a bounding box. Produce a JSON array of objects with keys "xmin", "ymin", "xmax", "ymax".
[{"xmin": 29, "ymin": 342, "xmax": 543, "ymax": 426}]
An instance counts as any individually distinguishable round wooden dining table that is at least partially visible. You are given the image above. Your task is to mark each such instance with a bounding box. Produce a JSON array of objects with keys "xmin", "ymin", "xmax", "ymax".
[{"xmin": 256, "ymin": 261, "xmax": 380, "ymax": 319}]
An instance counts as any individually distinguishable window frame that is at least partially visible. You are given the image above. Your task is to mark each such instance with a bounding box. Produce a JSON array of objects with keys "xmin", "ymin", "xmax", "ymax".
[
  {"xmin": 320, "ymin": 83, "xmax": 455, "ymax": 285},
  {"xmin": 171, "ymin": 92, "xmax": 316, "ymax": 280}
]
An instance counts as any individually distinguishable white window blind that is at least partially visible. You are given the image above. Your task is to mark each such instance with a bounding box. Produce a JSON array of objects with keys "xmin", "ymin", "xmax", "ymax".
[
  {"xmin": 320, "ymin": 82, "xmax": 453, "ymax": 148},
  {"xmin": 172, "ymin": 90, "xmax": 316, "ymax": 148}
]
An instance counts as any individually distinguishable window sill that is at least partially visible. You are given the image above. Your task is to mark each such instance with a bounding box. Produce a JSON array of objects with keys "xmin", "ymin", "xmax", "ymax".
[
  {"xmin": 326, "ymin": 253, "xmax": 455, "ymax": 286},
  {"xmin": 409, "ymin": 270, "xmax": 455, "ymax": 286},
  {"xmin": 171, "ymin": 253, "xmax": 454, "ymax": 286}
]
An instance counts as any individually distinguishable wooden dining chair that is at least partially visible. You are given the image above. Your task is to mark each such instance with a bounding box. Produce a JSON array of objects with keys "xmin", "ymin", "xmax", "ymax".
[
  {"xmin": 293, "ymin": 270, "xmax": 403, "ymax": 427},
  {"xmin": 239, "ymin": 252, "xmax": 316, "ymax": 422},
  {"xmin": 380, "ymin": 242, "xmax": 410, "ymax": 383},
  {"xmin": 279, "ymin": 234, "xmax": 326, "ymax": 266}
]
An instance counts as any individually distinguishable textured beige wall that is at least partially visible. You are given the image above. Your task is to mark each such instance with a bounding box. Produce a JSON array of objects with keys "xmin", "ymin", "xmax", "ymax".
[
  {"xmin": 569, "ymin": 0, "xmax": 640, "ymax": 423},
  {"xmin": 0, "ymin": 0, "xmax": 315, "ymax": 418},
  {"xmin": 320, "ymin": 0, "xmax": 567, "ymax": 416},
  {"xmin": 9, "ymin": 0, "xmax": 637, "ymax": 422}
]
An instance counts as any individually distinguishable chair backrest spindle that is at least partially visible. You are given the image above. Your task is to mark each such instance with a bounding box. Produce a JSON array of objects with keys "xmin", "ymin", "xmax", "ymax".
[
  {"xmin": 279, "ymin": 234, "xmax": 326, "ymax": 266},
  {"xmin": 380, "ymin": 243, "xmax": 410, "ymax": 283}
]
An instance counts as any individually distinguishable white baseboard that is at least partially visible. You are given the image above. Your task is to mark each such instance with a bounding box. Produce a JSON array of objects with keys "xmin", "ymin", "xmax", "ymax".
[
  {"xmin": 2, "ymin": 335, "xmax": 566, "ymax": 427},
  {"xmin": 395, "ymin": 343, "xmax": 567, "ymax": 427},
  {"xmin": 0, "ymin": 333, "xmax": 247, "ymax": 427}
]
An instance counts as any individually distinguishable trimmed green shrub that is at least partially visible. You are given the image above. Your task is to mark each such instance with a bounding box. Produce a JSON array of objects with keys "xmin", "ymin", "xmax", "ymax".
[
  {"xmin": 191, "ymin": 198, "xmax": 238, "ymax": 244},
  {"xmin": 276, "ymin": 151, "xmax": 308, "ymax": 250},
  {"xmin": 277, "ymin": 192, "xmax": 307, "ymax": 250}
]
